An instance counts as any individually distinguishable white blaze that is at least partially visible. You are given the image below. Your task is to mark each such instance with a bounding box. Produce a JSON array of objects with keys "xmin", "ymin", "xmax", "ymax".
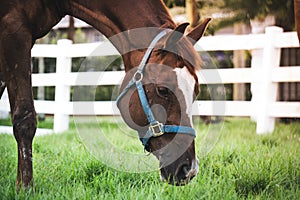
[{"xmin": 173, "ymin": 67, "xmax": 195, "ymax": 126}]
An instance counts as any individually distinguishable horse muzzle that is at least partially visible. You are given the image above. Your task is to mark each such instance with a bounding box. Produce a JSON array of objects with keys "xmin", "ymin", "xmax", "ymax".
[{"xmin": 160, "ymin": 157, "xmax": 199, "ymax": 186}]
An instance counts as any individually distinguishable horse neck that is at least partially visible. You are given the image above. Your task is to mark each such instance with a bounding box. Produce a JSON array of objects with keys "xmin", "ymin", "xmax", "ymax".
[{"xmin": 66, "ymin": 0, "xmax": 176, "ymax": 70}]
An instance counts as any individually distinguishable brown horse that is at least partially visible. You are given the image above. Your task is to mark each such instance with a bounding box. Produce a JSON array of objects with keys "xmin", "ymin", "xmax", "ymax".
[{"xmin": 0, "ymin": 0, "xmax": 210, "ymax": 189}]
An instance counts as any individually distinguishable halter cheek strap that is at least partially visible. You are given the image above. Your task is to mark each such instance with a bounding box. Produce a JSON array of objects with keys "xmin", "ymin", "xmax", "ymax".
[
  {"xmin": 136, "ymin": 80, "xmax": 195, "ymax": 148},
  {"xmin": 116, "ymin": 30, "xmax": 196, "ymax": 152}
]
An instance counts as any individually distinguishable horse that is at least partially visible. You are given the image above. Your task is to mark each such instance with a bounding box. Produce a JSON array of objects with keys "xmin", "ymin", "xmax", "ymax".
[{"xmin": 0, "ymin": 0, "xmax": 210, "ymax": 189}]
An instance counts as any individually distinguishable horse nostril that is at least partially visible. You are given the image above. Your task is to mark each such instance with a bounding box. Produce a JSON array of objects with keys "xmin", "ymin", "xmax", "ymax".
[
  {"xmin": 175, "ymin": 164, "xmax": 191, "ymax": 182},
  {"xmin": 174, "ymin": 161, "xmax": 198, "ymax": 185},
  {"xmin": 182, "ymin": 165, "xmax": 190, "ymax": 178}
]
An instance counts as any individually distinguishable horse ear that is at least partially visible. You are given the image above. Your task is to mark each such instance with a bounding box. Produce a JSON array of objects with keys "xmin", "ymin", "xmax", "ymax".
[
  {"xmin": 164, "ymin": 23, "xmax": 190, "ymax": 48},
  {"xmin": 186, "ymin": 18, "xmax": 211, "ymax": 45}
]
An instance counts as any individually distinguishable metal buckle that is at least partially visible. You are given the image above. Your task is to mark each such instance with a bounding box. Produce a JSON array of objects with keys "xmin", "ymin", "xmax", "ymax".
[
  {"xmin": 133, "ymin": 71, "xmax": 143, "ymax": 82},
  {"xmin": 149, "ymin": 122, "xmax": 164, "ymax": 137}
]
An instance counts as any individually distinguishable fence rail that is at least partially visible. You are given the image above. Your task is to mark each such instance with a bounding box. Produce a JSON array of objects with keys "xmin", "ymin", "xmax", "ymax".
[{"xmin": 1, "ymin": 26, "xmax": 300, "ymax": 135}]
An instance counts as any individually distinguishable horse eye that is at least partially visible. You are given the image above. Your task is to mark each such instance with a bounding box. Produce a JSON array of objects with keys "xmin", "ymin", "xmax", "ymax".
[{"xmin": 156, "ymin": 86, "xmax": 169, "ymax": 98}]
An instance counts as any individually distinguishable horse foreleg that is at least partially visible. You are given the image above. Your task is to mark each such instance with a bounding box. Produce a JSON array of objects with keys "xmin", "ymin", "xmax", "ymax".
[
  {"xmin": 3, "ymin": 32, "xmax": 36, "ymax": 190},
  {"xmin": 7, "ymin": 70, "xmax": 36, "ymax": 191}
]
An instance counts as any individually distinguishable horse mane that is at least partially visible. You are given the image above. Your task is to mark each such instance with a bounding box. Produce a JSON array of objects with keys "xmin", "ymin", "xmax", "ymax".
[
  {"xmin": 155, "ymin": 34, "xmax": 201, "ymax": 76},
  {"xmin": 177, "ymin": 37, "xmax": 202, "ymax": 71}
]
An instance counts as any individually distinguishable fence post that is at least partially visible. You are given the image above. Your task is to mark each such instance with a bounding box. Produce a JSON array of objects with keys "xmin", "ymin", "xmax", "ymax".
[
  {"xmin": 254, "ymin": 26, "xmax": 283, "ymax": 134},
  {"xmin": 250, "ymin": 49, "xmax": 264, "ymax": 122},
  {"xmin": 0, "ymin": 89, "xmax": 9, "ymax": 119},
  {"xmin": 53, "ymin": 39, "xmax": 72, "ymax": 133},
  {"xmin": 37, "ymin": 57, "xmax": 45, "ymax": 121}
]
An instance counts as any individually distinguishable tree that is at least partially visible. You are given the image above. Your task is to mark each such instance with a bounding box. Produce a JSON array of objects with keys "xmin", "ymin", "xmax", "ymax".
[
  {"xmin": 164, "ymin": 0, "xmax": 295, "ymax": 32},
  {"xmin": 186, "ymin": 0, "xmax": 200, "ymax": 27},
  {"xmin": 219, "ymin": 0, "xmax": 295, "ymax": 31},
  {"xmin": 163, "ymin": 0, "xmax": 185, "ymax": 8},
  {"xmin": 67, "ymin": 16, "xmax": 75, "ymax": 42},
  {"xmin": 296, "ymin": 0, "xmax": 300, "ymax": 42},
  {"xmin": 164, "ymin": 0, "xmax": 200, "ymax": 27}
]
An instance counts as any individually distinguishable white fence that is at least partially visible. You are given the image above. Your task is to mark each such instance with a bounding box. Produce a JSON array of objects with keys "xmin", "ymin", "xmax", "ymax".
[{"xmin": 0, "ymin": 26, "xmax": 299, "ymax": 135}]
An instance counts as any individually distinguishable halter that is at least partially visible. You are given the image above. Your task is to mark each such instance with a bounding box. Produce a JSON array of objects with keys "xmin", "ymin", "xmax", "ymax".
[{"xmin": 116, "ymin": 30, "xmax": 196, "ymax": 152}]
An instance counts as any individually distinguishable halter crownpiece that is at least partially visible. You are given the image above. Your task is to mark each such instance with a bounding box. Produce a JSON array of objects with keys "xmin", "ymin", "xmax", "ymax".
[{"xmin": 116, "ymin": 30, "xmax": 196, "ymax": 152}]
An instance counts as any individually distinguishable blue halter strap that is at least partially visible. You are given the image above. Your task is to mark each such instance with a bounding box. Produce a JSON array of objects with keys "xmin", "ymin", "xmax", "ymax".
[{"xmin": 116, "ymin": 30, "xmax": 196, "ymax": 152}]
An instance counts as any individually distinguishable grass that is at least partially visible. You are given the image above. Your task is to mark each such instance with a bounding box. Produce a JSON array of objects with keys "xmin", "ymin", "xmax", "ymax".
[{"xmin": 0, "ymin": 117, "xmax": 299, "ymax": 199}]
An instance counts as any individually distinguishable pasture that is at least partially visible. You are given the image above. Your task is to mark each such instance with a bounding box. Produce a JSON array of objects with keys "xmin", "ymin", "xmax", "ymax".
[{"xmin": 0, "ymin": 117, "xmax": 299, "ymax": 199}]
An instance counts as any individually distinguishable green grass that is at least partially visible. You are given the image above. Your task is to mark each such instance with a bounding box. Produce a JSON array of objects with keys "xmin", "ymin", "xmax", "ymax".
[{"xmin": 0, "ymin": 117, "xmax": 299, "ymax": 199}]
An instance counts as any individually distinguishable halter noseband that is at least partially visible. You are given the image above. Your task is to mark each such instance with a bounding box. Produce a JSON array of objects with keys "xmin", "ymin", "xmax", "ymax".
[{"xmin": 116, "ymin": 30, "xmax": 196, "ymax": 152}]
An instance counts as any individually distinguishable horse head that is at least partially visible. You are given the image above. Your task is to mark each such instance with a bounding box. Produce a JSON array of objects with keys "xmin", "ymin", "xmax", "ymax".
[{"xmin": 117, "ymin": 18, "xmax": 210, "ymax": 185}]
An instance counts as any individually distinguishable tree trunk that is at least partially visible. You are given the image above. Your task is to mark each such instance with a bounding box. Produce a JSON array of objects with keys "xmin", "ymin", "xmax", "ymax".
[
  {"xmin": 233, "ymin": 23, "xmax": 247, "ymax": 101},
  {"xmin": 295, "ymin": 0, "xmax": 300, "ymax": 44},
  {"xmin": 67, "ymin": 16, "xmax": 75, "ymax": 42},
  {"xmin": 186, "ymin": 0, "xmax": 200, "ymax": 28}
]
